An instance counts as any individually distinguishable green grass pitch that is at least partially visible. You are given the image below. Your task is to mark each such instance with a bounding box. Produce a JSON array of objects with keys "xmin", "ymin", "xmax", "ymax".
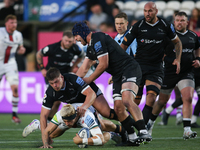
[{"xmin": 0, "ymin": 114, "xmax": 199, "ymax": 150}]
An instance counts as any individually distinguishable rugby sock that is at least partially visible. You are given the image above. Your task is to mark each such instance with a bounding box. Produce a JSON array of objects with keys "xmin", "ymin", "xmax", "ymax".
[
  {"xmin": 183, "ymin": 118, "xmax": 191, "ymax": 127},
  {"xmin": 191, "ymin": 115, "xmax": 197, "ymax": 124},
  {"xmin": 12, "ymin": 96, "xmax": 19, "ymax": 116},
  {"xmin": 134, "ymin": 119, "xmax": 146, "ymax": 131},
  {"xmin": 114, "ymin": 124, "xmax": 128, "ymax": 142},
  {"xmin": 172, "ymin": 98, "xmax": 183, "ymax": 108},
  {"xmin": 109, "ymin": 109, "xmax": 118, "ymax": 120},
  {"xmin": 150, "ymin": 113, "xmax": 158, "ymax": 122},
  {"xmin": 142, "ymin": 104, "xmax": 153, "ymax": 124},
  {"xmin": 121, "ymin": 115, "xmax": 137, "ymax": 141},
  {"xmin": 165, "ymin": 105, "xmax": 174, "ymax": 114}
]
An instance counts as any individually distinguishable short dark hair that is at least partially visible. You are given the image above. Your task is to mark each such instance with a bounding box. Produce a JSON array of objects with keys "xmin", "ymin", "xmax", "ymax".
[
  {"xmin": 175, "ymin": 11, "xmax": 188, "ymax": 18},
  {"xmin": 46, "ymin": 67, "xmax": 61, "ymax": 81},
  {"xmin": 63, "ymin": 30, "xmax": 73, "ymax": 38},
  {"xmin": 114, "ymin": 12, "xmax": 128, "ymax": 21},
  {"xmin": 5, "ymin": 14, "xmax": 17, "ymax": 23}
]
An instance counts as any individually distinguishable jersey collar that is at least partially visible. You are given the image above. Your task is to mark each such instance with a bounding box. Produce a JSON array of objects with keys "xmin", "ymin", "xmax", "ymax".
[{"xmin": 176, "ymin": 30, "xmax": 188, "ymax": 35}]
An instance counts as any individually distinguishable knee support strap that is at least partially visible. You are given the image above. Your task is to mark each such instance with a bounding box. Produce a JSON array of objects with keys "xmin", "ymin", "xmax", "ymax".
[
  {"xmin": 121, "ymin": 89, "xmax": 136, "ymax": 97},
  {"xmin": 146, "ymin": 85, "xmax": 160, "ymax": 96},
  {"xmin": 136, "ymin": 86, "xmax": 143, "ymax": 99}
]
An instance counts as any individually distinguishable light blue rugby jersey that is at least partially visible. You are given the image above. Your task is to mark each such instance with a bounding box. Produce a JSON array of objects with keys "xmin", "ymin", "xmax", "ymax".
[{"xmin": 114, "ymin": 30, "xmax": 137, "ymax": 56}]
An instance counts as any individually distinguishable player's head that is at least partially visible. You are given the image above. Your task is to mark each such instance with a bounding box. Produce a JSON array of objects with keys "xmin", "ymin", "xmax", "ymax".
[
  {"xmin": 144, "ymin": 1, "xmax": 158, "ymax": 24},
  {"xmin": 46, "ymin": 67, "xmax": 64, "ymax": 91},
  {"xmin": 61, "ymin": 31, "xmax": 74, "ymax": 49},
  {"xmin": 174, "ymin": 11, "xmax": 188, "ymax": 33},
  {"xmin": 5, "ymin": 14, "xmax": 17, "ymax": 33},
  {"xmin": 61, "ymin": 104, "xmax": 77, "ymax": 127},
  {"xmin": 114, "ymin": 12, "xmax": 129, "ymax": 35},
  {"xmin": 72, "ymin": 21, "xmax": 91, "ymax": 45}
]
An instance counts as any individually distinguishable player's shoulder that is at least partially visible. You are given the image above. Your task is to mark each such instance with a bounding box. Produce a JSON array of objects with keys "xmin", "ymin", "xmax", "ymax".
[
  {"xmin": 158, "ymin": 17, "xmax": 171, "ymax": 27},
  {"xmin": 187, "ymin": 30, "xmax": 198, "ymax": 37},
  {"xmin": 48, "ymin": 41, "xmax": 61, "ymax": 48}
]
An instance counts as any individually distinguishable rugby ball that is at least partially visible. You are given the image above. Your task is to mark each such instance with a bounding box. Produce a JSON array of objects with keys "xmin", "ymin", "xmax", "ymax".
[{"xmin": 78, "ymin": 127, "xmax": 90, "ymax": 148}]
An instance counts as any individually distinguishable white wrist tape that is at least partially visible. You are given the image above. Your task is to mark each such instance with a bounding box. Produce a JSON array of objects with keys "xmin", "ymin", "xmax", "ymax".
[{"xmin": 82, "ymin": 138, "xmax": 88, "ymax": 145}]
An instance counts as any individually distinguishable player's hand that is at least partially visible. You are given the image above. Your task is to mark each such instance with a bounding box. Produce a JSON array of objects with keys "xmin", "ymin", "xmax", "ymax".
[
  {"xmin": 82, "ymin": 77, "xmax": 91, "ymax": 84},
  {"xmin": 41, "ymin": 69, "xmax": 47, "ymax": 77},
  {"xmin": 192, "ymin": 59, "xmax": 200, "ymax": 68},
  {"xmin": 108, "ymin": 76, "xmax": 113, "ymax": 84},
  {"xmin": 17, "ymin": 46, "xmax": 26, "ymax": 55},
  {"xmin": 77, "ymin": 106, "xmax": 86, "ymax": 117},
  {"xmin": 39, "ymin": 145, "xmax": 53, "ymax": 148},
  {"xmin": 172, "ymin": 59, "xmax": 180, "ymax": 74},
  {"xmin": 73, "ymin": 133, "xmax": 82, "ymax": 145}
]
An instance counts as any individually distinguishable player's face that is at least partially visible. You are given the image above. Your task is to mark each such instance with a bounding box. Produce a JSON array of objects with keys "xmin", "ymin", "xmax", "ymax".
[
  {"xmin": 48, "ymin": 74, "xmax": 64, "ymax": 91},
  {"xmin": 115, "ymin": 18, "xmax": 128, "ymax": 35},
  {"xmin": 74, "ymin": 35, "xmax": 87, "ymax": 45},
  {"xmin": 63, "ymin": 119, "xmax": 75, "ymax": 127},
  {"xmin": 5, "ymin": 19, "xmax": 17, "ymax": 33},
  {"xmin": 61, "ymin": 36, "xmax": 74, "ymax": 49},
  {"xmin": 144, "ymin": 4, "xmax": 158, "ymax": 24},
  {"xmin": 174, "ymin": 15, "xmax": 188, "ymax": 33}
]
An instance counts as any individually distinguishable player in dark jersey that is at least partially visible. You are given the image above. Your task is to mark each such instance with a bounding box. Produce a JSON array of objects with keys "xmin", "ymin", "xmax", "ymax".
[
  {"xmin": 36, "ymin": 31, "xmax": 84, "ymax": 122},
  {"xmin": 72, "ymin": 21, "xmax": 152, "ymax": 146},
  {"xmin": 147, "ymin": 12, "xmax": 200, "ymax": 139},
  {"xmin": 120, "ymin": 1, "xmax": 182, "ymax": 125},
  {"xmin": 39, "ymin": 68, "xmax": 119, "ymax": 143}
]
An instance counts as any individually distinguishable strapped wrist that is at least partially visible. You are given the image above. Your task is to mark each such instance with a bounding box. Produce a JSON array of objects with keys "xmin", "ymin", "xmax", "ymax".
[
  {"xmin": 196, "ymin": 57, "xmax": 200, "ymax": 61},
  {"xmin": 39, "ymin": 64, "xmax": 45, "ymax": 70}
]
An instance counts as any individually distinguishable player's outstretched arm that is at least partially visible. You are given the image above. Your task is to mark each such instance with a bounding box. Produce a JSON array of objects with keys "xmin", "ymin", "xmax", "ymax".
[{"xmin": 172, "ymin": 36, "xmax": 182, "ymax": 74}]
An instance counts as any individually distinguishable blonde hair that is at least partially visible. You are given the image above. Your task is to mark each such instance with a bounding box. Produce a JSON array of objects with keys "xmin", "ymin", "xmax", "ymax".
[{"xmin": 60, "ymin": 104, "xmax": 76, "ymax": 118}]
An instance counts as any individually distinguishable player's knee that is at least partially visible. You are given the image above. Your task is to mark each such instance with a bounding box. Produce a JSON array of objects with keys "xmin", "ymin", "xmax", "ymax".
[
  {"xmin": 121, "ymin": 89, "xmax": 137, "ymax": 97},
  {"xmin": 146, "ymin": 85, "xmax": 160, "ymax": 96}
]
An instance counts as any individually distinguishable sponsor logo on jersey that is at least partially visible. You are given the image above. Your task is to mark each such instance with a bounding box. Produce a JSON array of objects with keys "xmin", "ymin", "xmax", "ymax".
[
  {"xmin": 85, "ymin": 115, "xmax": 95, "ymax": 128},
  {"xmin": 141, "ymin": 39, "xmax": 144, "ymax": 43},
  {"xmin": 124, "ymin": 36, "xmax": 127, "ymax": 42},
  {"xmin": 182, "ymin": 48, "xmax": 193, "ymax": 53},
  {"xmin": 141, "ymin": 30, "xmax": 147, "ymax": 32},
  {"xmin": 76, "ymin": 77, "xmax": 84, "ymax": 86},
  {"xmin": 143, "ymin": 39, "xmax": 163, "ymax": 44},
  {"xmin": 43, "ymin": 46, "xmax": 49, "ymax": 54},
  {"xmin": 170, "ymin": 24, "xmax": 175, "ymax": 33},
  {"xmin": 94, "ymin": 41, "xmax": 102, "ymax": 52}
]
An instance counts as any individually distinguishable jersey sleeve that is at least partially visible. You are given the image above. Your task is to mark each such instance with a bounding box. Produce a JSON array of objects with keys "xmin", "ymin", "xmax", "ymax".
[
  {"xmin": 68, "ymin": 74, "xmax": 90, "ymax": 94},
  {"xmin": 92, "ymin": 34, "xmax": 108, "ymax": 59},
  {"xmin": 122, "ymin": 24, "xmax": 137, "ymax": 46},
  {"xmin": 74, "ymin": 44, "xmax": 84, "ymax": 58},
  {"xmin": 167, "ymin": 24, "xmax": 177, "ymax": 40},
  {"xmin": 51, "ymin": 111, "xmax": 61, "ymax": 126},
  {"xmin": 42, "ymin": 90, "xmax": 55, "ymax": 110},
  {"xmin": 18, "ymin": 32, "xmax": 23, "ymax": 45},
  {"xmin": 41, "ymin": 44, "xmax": 54, "ymax": 56}
]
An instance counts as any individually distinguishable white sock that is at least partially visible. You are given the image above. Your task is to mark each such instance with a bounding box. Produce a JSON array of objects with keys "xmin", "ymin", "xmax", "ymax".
[
  {"xmin": 166, "ymin": 106, "xmax": 174, "ymax": 114},
  {"xmin": 12, "ymin": 96, "xmax": 19, "ymax": 113},
  {"xmin": 129, "ymin": 132, "xmax": 138, "ymax": 142},
  {"xmin": 184, "ymin": 126, "xmax": 191, "ymax": 132},
  {"xmin": 176, "ymin": 113, "xmax": 182, "ymax": 119},
  {"xmin": 191, "ymin": 115, "xmax": 197, "ymax": 124}
]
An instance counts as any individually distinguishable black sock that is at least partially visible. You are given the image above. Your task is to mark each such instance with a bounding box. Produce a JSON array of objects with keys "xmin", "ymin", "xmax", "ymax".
[
  {"xmin": 121, "ymin": 115, "xmax": 135, "ymax": 134},
  {"xmin": 142, "ymin": 104, "xmax": 153, "ymax": 124},
  {"xmin": 172, "ymin": 98, "xmax": 183, "ymax": 108},
  {"xmin": 109, "ymin": 109, "xmax": 118, "ymax": 120},
  {"xmin": 183, "ymin": 119, "xmax": 191, "ymax": 127},
  {"xmin": 135, "ymin": 119, "xmax": 146, "ymax": 131},
  {"xmin": 114, "ymin": 124, "xmax": 128, "ymax": 142},
  {"xmin": 12, "ymin": 112, "xmax": 17, "ymax": 117},
  {"xmin": 150, "ymin": 113, "xmax": 158, "ymax": 121}
]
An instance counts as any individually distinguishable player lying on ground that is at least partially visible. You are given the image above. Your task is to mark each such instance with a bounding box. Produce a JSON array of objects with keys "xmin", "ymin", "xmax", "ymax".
[{"xmin": 22, "ymin": 103, "xmax": 130, "ymax": 148}]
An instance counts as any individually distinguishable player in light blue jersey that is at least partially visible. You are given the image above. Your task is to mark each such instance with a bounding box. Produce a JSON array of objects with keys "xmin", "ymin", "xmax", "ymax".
[{"xmin": 114, "ymin": 12, "xmax": 137, "ymax": 57}]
